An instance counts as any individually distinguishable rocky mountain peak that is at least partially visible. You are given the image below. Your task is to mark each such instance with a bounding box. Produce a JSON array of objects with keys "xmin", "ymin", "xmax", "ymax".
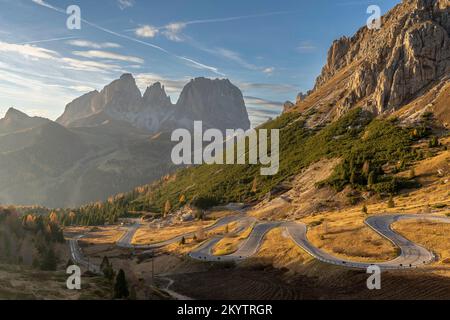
[
  {"xmin": 176, "ymin": 77, "xmax": 250, "ymax": 131},
  {"xmin": 4, "ymin": 107, "xmax": 29, "ymax": 121},
  {"xmin": 143, "ymin": 82, "xmax": 171, "ymax": 108},
  {"xmin": 57, "ymin": 74, "xmax": 250, "ymax": 133},
  {"xmin": 298, "ymin": 0, "xmax": 449, "ymax": 120}
]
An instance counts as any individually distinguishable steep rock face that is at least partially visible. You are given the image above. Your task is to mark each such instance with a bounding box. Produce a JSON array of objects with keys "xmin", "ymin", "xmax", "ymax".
[
  {"xmin": 175, "ymin": 77, "xmax": 250, "ymax": 132},
  {"xmin": 57, "ymin": 75, "xmax": 250, "ymax": 133},
  {"xmin": 137, "ymin": 82, "xmax": 174, "ymax": 132},
  {"xmin": 302, "ymin": 0, "xmax": 449, "ymax": 118},
  {"xmin": 56, "ymin": 91, "xmax": 101, "ymax": 127}
]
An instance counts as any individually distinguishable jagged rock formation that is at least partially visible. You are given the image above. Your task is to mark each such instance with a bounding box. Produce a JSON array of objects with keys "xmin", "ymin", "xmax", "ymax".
[
  {"xmin": 57, "ymin": 74, "xmax": 250, "ymax": 133},
  {"xmin": 0, "ymin": 75, "xmax": 251, "ymax": 207},
  {"xmin": 294, "ymin": 0, "xmax": 449, "ymax": 124}
]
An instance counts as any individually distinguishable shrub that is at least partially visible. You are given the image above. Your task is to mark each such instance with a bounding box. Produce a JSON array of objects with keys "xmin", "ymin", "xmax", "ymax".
[
  {"xmin": 387, "ymin": 195, "xmax": 395, "ymax": 208},
  {"xmin": 362, "ymin": 205, "xmax": 368, "ymax": 215}
]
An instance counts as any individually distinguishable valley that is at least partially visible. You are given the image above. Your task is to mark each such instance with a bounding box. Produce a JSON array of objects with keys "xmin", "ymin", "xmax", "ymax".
[{"xmin": 0, "ymin": 0, "xmax": 449, "ymax": 302}]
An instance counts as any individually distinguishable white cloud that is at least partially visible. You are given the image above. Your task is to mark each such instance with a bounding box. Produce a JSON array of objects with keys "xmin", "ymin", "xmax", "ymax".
[
  {"xmin": 134, "ymin": 23, "xmax": 186, "ymax": 41},
  {"xmin": 135, "ymin": 25, "xmax": 159, "ymax": 38},
  {"xmin": 134, "ymin": 73, "xmax": 187, "ymax": 95},
  {"xmin": 68, "ymin": 85, "xmax": 97, "ymax": 93},
  {"xmin": 32, "ymin": 0, "xmax": 222, "ymax": 76},
  {"xmin": 238, "ymin": 81, "xmax": 298, "ymax": 93},
  {"xmin": 263, "ymin": 67, "xmax": 275, "ymax": 75},
  {"xmin": 0, "ymin": 41, "xmax": 59, "ymax": 60},
  {"xmin": 161, "ymin": 23, "xmax": 186, "ymax": 42},
  {"xmin": 61, "ymin": 57, "xmax": 123, "ymax": 73},
  {"xmin": 117, "ymin": 0, "xmax": 135, "ymax": 10},
  {"xmin": 244, "ymin": 96, "xmax": 283, "ymax": 108},
  {"xmin": 72, "ymin": 50, "xmax": 144, "ymax": 64},
  {"xmin": 24, "ymin": 108, "xmax": 51, "ymax": 118},
  {"xmin": 67, "ymin": 40, "xmax": 121, "ymax": 49}
]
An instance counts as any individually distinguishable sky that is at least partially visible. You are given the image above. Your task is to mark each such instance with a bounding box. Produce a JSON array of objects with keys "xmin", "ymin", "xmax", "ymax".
[{"xmin": 0, "ymin": 0, "xmax": 400, "ymax": 127}]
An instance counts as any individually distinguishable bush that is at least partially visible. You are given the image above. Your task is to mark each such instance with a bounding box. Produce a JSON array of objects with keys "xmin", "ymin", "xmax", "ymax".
[
  {"xmin": 387, "ymin": 195, "xmax": 395, "ymax": 208},
  {"xmin": 362, "ymin": 205, "xmax": 368, "ymax": 215}
]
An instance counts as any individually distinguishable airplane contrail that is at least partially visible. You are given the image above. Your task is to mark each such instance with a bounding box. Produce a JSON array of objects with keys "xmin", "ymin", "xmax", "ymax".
[
  {"xmin": 31, "ymin": 0, "xmax": 225, "ymax": 76},
  {"xmin": 18, "ymin": 36, "xmax": 78, "ymax": 45}
]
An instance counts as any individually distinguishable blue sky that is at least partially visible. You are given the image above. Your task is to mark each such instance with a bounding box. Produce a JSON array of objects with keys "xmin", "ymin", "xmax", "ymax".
[{"xmin": 0, "ymin": 0, "xmax": 400, "ymax": 126}]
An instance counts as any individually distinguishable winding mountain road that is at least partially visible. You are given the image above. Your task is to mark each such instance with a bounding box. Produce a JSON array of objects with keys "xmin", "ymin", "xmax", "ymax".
[
  {"xmin": 78, "ymin": 212, "xmax": 450, "ymax": 271},
  {"xmin": 173, "ymin": 214, "xmax": 450, "ymax": 269},
  {"xmin": 116, "ymin": 214, "xmax": 245, "ymax": 252}
]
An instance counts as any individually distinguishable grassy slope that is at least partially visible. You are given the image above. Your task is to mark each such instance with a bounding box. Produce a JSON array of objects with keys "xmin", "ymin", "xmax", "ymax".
[{"xmin": 121, "ymin": 108, "xmax": 420, "ymax": 214}]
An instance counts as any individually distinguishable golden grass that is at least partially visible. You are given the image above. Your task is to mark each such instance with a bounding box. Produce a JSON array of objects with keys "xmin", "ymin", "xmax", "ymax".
[
  {"xmin": 0, "ymin": 264, "xmax": 111, "ymax": 300},
  {"xmin": 241, "ymin": 228, "xmax": 313, "ymax": 273},
  {"xmin": 212, "ymin": 223, "xmax": 256, "ymax": 256},
  {"xmin": 303, "ymin": 209, "xmax": 397, "ymax": 262},
  {"xmin": 392, "ymin": 220, "xmax": 450, "ymax": 266},
  {"xmin": 65, "ymin": 225, "xmax": 125, "ymax": 245},
  {"xmin": 132, "ymin": 220, "xmax": 216, "ymax": 245}
]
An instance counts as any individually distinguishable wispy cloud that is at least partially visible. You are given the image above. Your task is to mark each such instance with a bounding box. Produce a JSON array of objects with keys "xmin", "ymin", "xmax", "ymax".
[
  {"xmin": 72, "ymin": 50, "xmax": 144, "ymax": 64},
  {"xmin": 0, "ymin": 40, "xmax": 123, "ymax": 73},
  {"xmin": 135, "ymin": 25, "xmax": 159, "ymax": 38},
  {"xmin": 134, "ymin": 11, "xmax": 292, "ymax": 42},
  {"xmin": 296, "ymin": 41, "xmax": 317, "ymax": 53},
  {"xmin": 161, "ymin": 23, "xmax": 186, "ymax": 42},
  {"xmin": 244, "ymin": 96, "xmax": 283, "ymax": 109},
  {"xmin": 239, "ymin": 81, "xmax": 298, "ymax": 94},
  {"xmin": 19, "ymin": 36, "xmax": 78, "ymax": 45},
  {"xmin": 178, "ymin": 57, "xmax": 225, "ymax": 76},
  {"xmin": 262, "ymin": 67, "xmax": 275, "ymax": 75},
  {"xmin": 0, "ymin": 41, "xmax": 59, "ymax": 60},
  {"xmin": 190, "ymin": 44, "xmax": 275, "ymax": 75},
  {"xmin": 32, "ymin": 0, "xmax": 224, "ymax": 76},
  {"xmin": 117, "ymin": 0, "xmax": 135, "ymax": 10},
  {"xmin": 213, "ymin": 47, "xmax": 259, "ymax": 70},
  {"xmin": 67, "ymin": 40, "xmax": 121, "ymax": 49},
  {"xmin": 134, "ymin": 73, "xmax": 188, "ymax": 95},
  {"xmin": 61, "ymin": 57, "xmax": 123, "ymax": 73}
]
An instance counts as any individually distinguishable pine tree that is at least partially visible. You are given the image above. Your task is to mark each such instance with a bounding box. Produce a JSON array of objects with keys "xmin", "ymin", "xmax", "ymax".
[
  {"xmin": 251, "ymin": 177, "xmax": 258, "ymax": 193},
  {"xmin": 367, "ymin": 171, "xmax": 376, "ymax": 187},
  {"xmin": 362, "ymin": 160, "xmax": 370, "ymax": 177},
  {"xmin": 387, "ymin": 195, "xmax": 395, "ymax": 208},
  {"xmin": 362, "ymin": 205, "xmax": 368, "ymax": 215},
  {"xmin": 114, "ymin": 269, "xmax": 129, "ymax": 299},
  {"xmin": 164, "ymin": 200, "xmax": 171, "ymax": 217},
  {"xmin": 350, "ymin": 170, "xmax": 357, "ymax": 186}
]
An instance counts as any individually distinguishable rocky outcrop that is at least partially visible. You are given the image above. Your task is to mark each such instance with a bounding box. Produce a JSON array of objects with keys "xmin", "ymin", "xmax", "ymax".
[
  {"xmin": 306, "ymin": 0, "xmax": 449, "ymax": 116},
  {"xmin": 0, "ymin": 107, "xmax": 50, "ymax": 134},
  {"xmin": 57, "ymin": 74, "xmax": 250, "ymax": 133},
  {"xmin": 175, "ymin": 77, "xmax": 250, "ymax": 132}
]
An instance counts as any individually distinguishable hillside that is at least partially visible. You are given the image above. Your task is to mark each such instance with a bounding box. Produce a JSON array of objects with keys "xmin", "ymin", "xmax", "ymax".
[
  {"xmin": 287, "ymin": 0, "xmax": 449, "ymax": 127},
  {"xmin": 0, "ymin": 75, "xmax": 250, "ymax": 208},
  {"xmin": 70, "ymin": 0, "xmax": 449, "ymax": 222}
]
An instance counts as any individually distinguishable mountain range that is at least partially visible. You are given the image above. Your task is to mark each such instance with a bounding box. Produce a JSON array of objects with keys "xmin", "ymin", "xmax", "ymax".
[
  {"xmin": 97, "ymin": 0, "xmax": 449, "ymax": 217},
  {"xmin": 0, "ymin": 76, "xmax": 250, "ymax": 207},
  {"xmin": 286, "ymin": 0, "xmax": 449, "ymax": 127}
]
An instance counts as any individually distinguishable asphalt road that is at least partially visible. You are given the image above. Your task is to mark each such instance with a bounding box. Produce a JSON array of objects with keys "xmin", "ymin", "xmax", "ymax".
[
  {"xmin": 189, "ymin": 221, "xmax": 280, "ymax": 262},
  {"xmin": 190, "ymin": 214, "xmax": 450, "ymax": 269},
  {"xmin": 68, "ymin": 236, "xmax": 101, "ymax": 274},
  {"xmin": 98, "ymin": 212, "xmax": 450, "ymax": 270}
]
